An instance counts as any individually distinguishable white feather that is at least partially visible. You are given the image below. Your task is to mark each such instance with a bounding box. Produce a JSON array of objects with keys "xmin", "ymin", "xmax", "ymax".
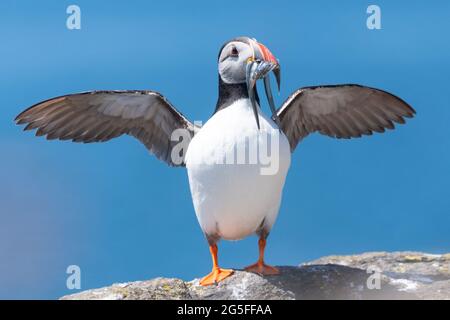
[{"xmin": 185, "ymin": 99, "xmax": 291, "ymax": 240}]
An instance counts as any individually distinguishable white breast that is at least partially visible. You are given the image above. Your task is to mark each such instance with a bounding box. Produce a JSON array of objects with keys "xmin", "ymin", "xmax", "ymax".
[{"xmin": 185, "ymin": 99, "xmax": 291, "ymax": 240}]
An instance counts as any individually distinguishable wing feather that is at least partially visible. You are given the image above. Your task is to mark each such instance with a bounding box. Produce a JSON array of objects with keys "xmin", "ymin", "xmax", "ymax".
[
  {"xmin": 276, "ymin": 84, "xmax": 415, "ymax": 150},
  {"xmin": 15, "ymin": 90, "xmax": 194, "ymax": 166}
]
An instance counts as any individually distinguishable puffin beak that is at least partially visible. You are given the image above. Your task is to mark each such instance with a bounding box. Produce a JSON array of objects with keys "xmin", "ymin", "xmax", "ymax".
[{"xmin": 246, "ymin": 40, "xmax": 281, "ymax": 130}]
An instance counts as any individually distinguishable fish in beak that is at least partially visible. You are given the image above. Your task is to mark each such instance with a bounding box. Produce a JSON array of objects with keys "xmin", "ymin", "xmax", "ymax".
[{"xmin": 246, "ymin": 39, "xmax": 281, "ymax": 129}]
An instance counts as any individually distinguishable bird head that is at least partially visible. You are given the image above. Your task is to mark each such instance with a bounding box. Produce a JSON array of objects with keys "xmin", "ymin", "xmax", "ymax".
[{"xmin": 218, "ymin": 36, "xmax": 280, "ymax": 129}]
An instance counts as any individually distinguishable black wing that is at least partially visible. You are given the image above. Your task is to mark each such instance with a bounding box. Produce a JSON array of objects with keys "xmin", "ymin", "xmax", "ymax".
[
  {"xmin": 15, "ymin": 90, "xmax": 195, "ymax": 166},
  {"xmin": 276, "ymin": 84, "xmax": 416, "ymax": 151}
]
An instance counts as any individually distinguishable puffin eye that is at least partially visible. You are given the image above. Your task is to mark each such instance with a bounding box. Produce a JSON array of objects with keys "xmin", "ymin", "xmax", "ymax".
[{"xmin": 230, "ymin": 46, "xmax": 239, "ymax": 56}]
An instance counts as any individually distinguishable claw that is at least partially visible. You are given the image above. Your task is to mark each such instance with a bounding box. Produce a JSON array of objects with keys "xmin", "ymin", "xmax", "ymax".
[
  {"xmin": 245, "ymin": 262, "xmax": 279, "ymax": 276},
  {"xmin": 200, "ymin": 268, "xmax": 234, "ymax": 286}
]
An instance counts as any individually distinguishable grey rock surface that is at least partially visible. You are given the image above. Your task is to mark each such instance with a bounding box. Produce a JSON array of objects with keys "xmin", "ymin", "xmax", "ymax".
[
  {"xmin": 61, "ymin": 251, "xmax": 449, "ymax": 300},
  {"xmin": 305, "ymin": 251, "xmax": 450, "ymax": 300}
]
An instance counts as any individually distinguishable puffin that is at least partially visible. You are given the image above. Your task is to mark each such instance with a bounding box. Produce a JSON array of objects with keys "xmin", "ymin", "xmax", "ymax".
[{"xmin": 15, "ymin": 36, "xmax": 415, "ymax": 286}]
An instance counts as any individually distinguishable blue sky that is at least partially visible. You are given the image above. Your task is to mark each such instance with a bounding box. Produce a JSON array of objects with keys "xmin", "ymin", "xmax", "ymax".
[{"xmin": 0, "ymin": 1, "xmax": 449, "ymax": 299}]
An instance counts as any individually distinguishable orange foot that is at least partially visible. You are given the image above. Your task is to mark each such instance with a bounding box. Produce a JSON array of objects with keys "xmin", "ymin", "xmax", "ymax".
[
  {"xmin": 244, "ymin": 262, "xmax": 279, "ymax": 275},
  {"xmin": 200, "ymin": 268, "xmax": 234, "ymax": 286}
]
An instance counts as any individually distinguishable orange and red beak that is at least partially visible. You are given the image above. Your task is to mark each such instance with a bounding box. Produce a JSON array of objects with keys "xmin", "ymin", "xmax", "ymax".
[{"xmin": 256, "ymin": 42, "xmax": 278, "ymax": 65}]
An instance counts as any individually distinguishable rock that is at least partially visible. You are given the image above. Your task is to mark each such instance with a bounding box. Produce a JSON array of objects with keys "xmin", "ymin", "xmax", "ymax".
[
  {"xmin": 305, "ymin": 251, "xmax": 450, "ymax": 300},
  {"xmin": 61, "ymin": 251, "xmax": 450, "ymax": 300}
]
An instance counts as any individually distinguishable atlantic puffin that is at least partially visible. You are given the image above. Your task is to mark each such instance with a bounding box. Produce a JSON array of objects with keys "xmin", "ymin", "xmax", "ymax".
[{"xmin": 15, "ymin": 36, "xmax": 415, "ymax": 286}]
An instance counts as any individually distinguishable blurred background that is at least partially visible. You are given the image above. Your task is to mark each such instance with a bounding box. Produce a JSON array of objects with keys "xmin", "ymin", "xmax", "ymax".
[{"xmin": 0, "ymin": 1, "xmax": 449, "ymax": 299}]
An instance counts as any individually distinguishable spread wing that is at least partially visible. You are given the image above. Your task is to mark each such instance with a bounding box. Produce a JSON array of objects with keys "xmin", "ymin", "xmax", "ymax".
[
  {"xmin": 15, "ymin": 90, "xmax": 195, "ymax": 166},
  {"xmin": 276, "ymin": 84, "xmax": 416, "ymax": 151}
]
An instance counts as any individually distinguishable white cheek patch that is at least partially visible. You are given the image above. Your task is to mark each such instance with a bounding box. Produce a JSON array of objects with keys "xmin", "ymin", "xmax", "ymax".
[
  {"xmin": 219, "ymin": 71, "xmax": 234, "ymax": 84},
  {"xmin": 219, "ymin": 58, "xmax": 245, "ymax": 84},
  {"xmin": 218, "ymin": 60, "xmax": 232, "ymax": 83},
  {"xmin": 218, "ymin": 42, "xmax": 252, "ymax": 84}
]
